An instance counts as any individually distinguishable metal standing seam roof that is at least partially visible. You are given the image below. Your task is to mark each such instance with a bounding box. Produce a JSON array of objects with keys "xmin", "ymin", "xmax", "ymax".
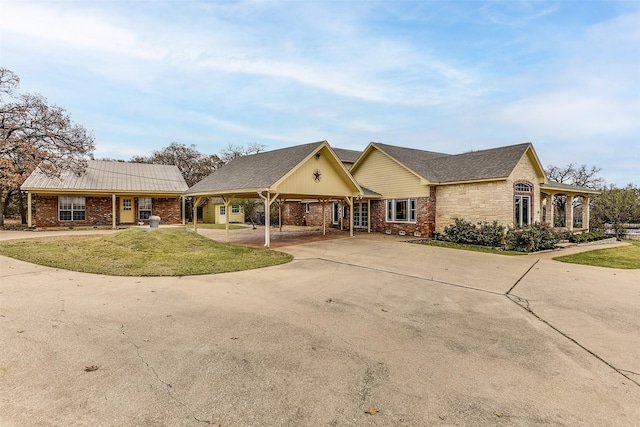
[
  {"xmin": 372, "ymin": 142, "xmax": 534, "ymax": 183},
  {"xmin": 185, "ymin": 141, "xmax": 331, "ymax": 195},
  {"xmin": 21, "ymin": 160, "xmax": 189, "ymax": 193}
]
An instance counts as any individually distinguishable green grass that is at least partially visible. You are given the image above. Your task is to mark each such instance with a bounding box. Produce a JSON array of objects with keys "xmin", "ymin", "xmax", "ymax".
[
  {"xmin": 0, "ymin": 228, "xmax": 292, "ymax": 276},
  {"xmin": 413, "ymin": 240, "xmax": 525, "ymax": 256},
  {"xmin": 186, "ymin": 223, "xmax": 248, "ymax": 230},
  {"xmin": 553, "ymin": 240, "xmax": 640, "ymax": 269}
]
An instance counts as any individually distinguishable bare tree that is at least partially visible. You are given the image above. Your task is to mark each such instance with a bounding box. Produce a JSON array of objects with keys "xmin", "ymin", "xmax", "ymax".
[
  {"xmin": 219, "ymin": 142, "xmax": 267, "ymax": 163},
  {"xmin": 1, "ymin": 68, "xmax": 95, "ymax": 224},
  {"xmin": 546, "ymin": 163, "xmax": 605, "ymax": 190},
  {"xmin": 545, "ymin": 163, "xmax": 605, "ymax": 227},
  {"xmin": 131, "ymin": 142, "xmax": 222, "ymax": 187}
]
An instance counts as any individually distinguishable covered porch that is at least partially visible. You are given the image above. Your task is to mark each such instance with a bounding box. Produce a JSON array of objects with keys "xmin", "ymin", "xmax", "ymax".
[
  {"xmin": 540, "ymin": 183, "xmax": 600, "ymax": 232},
  {"xmin": 183, "ymin": 141, "xmax": 364, "ymax": 247}
]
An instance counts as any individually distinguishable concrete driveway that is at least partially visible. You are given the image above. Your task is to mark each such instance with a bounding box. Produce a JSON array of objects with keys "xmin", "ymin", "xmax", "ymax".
[{"xmin": 1, "ymin": 231, "xmax": 638, "ymax": 426}]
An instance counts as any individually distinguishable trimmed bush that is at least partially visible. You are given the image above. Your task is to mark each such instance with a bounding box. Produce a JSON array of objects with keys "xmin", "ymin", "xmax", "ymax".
[
  {"xmin": 569, "ymin": 231, "xmax": 608, "ymax": 243},
  {"xmin": 443, "ymin": 218, "xmax": 505, "ymax": 247},
  {"xmin": 505, "ymin": 223, "xmax": 559, "ymax": 252}
]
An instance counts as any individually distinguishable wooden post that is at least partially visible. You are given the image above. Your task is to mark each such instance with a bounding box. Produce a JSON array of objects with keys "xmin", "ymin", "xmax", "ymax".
[
  {"xmin": 112, "ymin": 194, "xmax": 117, "ymax": 229},
  {"xmin": 27, "ymin": 192, "xmax": 32, "ymax": 228}
]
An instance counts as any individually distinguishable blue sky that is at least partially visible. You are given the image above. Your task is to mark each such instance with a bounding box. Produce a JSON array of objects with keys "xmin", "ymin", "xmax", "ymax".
[{"xmin": 2, "ymin": 0, "xmax": 639, "ymax": 186}]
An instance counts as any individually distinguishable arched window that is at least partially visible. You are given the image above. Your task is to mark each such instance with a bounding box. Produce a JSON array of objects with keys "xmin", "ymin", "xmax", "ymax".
[
  {"xmin": 514, "ymin": 182, "xmax": 533, "ymax": 227},
  {"xmin": 514, "ymin": 182, "xmax": 532, "ymax": 192}
]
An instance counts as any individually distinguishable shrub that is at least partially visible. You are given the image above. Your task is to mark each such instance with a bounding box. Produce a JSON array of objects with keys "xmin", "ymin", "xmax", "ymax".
[
  {"xmin": 477, "ymin": 220, "xmax": 506, "ymax": 247},
  {"xmin": 570, "ymin": 231, "xmax": 607, "ymax": 243},
  {"xmin": 505, "ymin": 223, "xmax": 559, "ymax": 252},
  {"xmin": 443, "ymin": 218, "xmax": 479, "ymax": 245},
  {"xmin": 442, "ymin": 218, "xmax": 505, "ymax": 247}
]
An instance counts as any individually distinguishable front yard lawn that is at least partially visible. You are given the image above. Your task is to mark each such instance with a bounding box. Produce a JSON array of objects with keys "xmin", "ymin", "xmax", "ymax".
[
  {"xmin": 413, "ymin": 240, "xmax": 525, "ymax": 256},
  {"xmin": 553, "ymin": 240, "xmax": 640, "ymax": 269},
  {"xmin": 186, "ymin": 223, "xmax": 248, "ymax": 230},
  {"xmin": 0, "ymin": 228, "xmax": 292, "ymax": 276}
]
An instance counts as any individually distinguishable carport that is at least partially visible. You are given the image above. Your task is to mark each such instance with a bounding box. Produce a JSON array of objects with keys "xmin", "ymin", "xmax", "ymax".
[{"xmin": 183, "ymin": 141, "xmax": 363, "ymax": 247}]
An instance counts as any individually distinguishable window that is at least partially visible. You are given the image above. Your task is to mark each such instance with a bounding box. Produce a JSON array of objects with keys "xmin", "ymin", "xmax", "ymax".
[
  {"xmin": 59, "ymin": 196, "xmax": 86, "ymax": 221},
  {"xmin": 220, "ymin": 205, "xmax": 226, "ymax": 215},
  {"xmin": 514, "ymin": 196, "xmax": 530, "ymax": 227},
  {"xmin": 123, "ymin": 199, "xmax": 132, "ymax": 211},
  {"xmin": 231, "ymin": 205, "xmax": 240, "ymax": 214},
  {"xmin": 515, "ymin": 183, "xmax": 532, "ymax": 192},
  {"xmin": 386, "ymin": 198, "xmax": 416, "ymax": 222},
  {"xmin": 139, "ymin": 197, "xmax": 152, "ymax": 220},
  {"xmin": 514, "ymin": 182, "xmax": 533, "ymax": 227}
]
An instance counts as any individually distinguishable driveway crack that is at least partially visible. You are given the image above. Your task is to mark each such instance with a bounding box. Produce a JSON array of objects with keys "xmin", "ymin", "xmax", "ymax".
[
  {"xmin": 507, "ymin": 294, "xmax": 640, "ymax": 388},
  {"xmin": 119, "ymin": 324, "xmax": 213, "ymax": 424}
]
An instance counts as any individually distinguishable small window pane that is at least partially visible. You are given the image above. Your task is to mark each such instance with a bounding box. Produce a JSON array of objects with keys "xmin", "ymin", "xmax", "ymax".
[
  {"xmin": 220, "ymin": 206, "xmax": 226, "ymax": 215},
  {"xmin": 395, "ymin": 200, "xmax": 407, "ymax": 221},
  {"xmin": 515, "ymin": 183, "xmax": 531, "ymax": 192},
  {"xmin": 232, "ymin": 205, "xmax": 240, "ymax": 214}
]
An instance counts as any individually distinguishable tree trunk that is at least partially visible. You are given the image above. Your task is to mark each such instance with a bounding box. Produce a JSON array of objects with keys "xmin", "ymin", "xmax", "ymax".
[{"xmin": 19, "ymin": 192, "xmax": 27, "ymax": 224}]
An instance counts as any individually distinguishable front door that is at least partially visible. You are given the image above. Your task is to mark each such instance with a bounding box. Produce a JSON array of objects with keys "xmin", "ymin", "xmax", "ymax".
[
  {"xmin": 219, "ymin": 205, "xmax": 227, "ymax": 224},
  {"xmin": 120, "ymin": 197, "xmax": 135, "ymax": 223},
  {"xmin": 353, "ymin": 202, "xmax": 369, "ymax": 229}
]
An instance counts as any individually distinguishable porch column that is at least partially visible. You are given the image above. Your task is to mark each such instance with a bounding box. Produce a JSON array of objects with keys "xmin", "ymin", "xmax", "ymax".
[
  {"xmin": 193, "ymin": 197, "xmax": 204, "ymax": 233},
  {"xmin": 367, "ymin": 200, "xmax": 371, "ymax": 233},
  {"xmin": 258, "ymin": 191, "xmax": 278, "ymax": 247},
  {"xmin": 582, "ymin": 195, "xmax": 590, "ymax": 230},
  {"xmin": 566, "ymin": 195, "xmax": 574, "ymax": 231},
  {"xmin": 319, "ymin": 199, "xmax": 329, "ymax": 236},
  {"xmin": 545, "ymin": 193, "xmax": 554, "ymax": 225},
  {"xmin": 27, "ymin": 192, "xmax": 32, "ymax": 228},
  {"xmin": 221, "ymin": 195, "xmax": 234, "ymax": 243},
  {"xmin": 345, "ymin": 196, "xmax": 354, "ymax": 237},
  {"xmin": 112, "ymin": 194, "xmax": 117, "ymax": 229},
  {"xmin": 181, "ymin": 196, "xmax": 186, "ymax": 225}
]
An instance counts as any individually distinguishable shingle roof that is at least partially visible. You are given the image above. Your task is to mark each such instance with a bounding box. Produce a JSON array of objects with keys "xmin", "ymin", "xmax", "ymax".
[
  {"xmin": 185, "ymin": 141, "xmax": 324, "ymax": 195},
  {"xmin": 541, "ymin": 181, "xmax": 600, "ymax": 194},
  {"xmin": 372, "ymin": 142, "xmax": 532, "ymax": 183},
  {"xmin": 333, "ymin": 147, "xmax": 362, "ymax": 163},
  {"xmin": 21, "ymin": 160, "xmax": 188, "ymax": 193}
]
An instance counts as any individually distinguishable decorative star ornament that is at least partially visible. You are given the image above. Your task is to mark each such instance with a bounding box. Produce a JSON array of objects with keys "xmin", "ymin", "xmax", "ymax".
[{"xmin": 313, "ymin": 169, "xmax": 321, "ymax": 182}]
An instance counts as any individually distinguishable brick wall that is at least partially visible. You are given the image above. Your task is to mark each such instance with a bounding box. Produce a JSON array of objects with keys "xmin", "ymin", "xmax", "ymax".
[
  {"xmin": 370, "ymin": 190, "xmax": 436, "ymax": 237},
  {"xmin": 281, "ymin": 201, "xmax": 334, "ymax": 227},
  {"xmin": 33, "ymin": 195, "xmax": 182, "ymax": 227},
  {"xmin": 152, "ymin": 198, "xmax": 182, "ymax": 224}
]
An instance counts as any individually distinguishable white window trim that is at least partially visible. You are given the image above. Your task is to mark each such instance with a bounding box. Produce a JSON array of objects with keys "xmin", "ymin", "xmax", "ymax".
[
  {"xmin": 138, "ymin": 197, "xmax": 152, "ymax": 220},
  {"xmin": 59, "ymin": 196, "xmax": 86, "ymax": 221},
  {"xmin": 231, "ymin": 205, "xmax": 241, "ymax": 214},
  {"xmin": 385, "ymin": 198, "xmax": 417, "ymax": 223}
]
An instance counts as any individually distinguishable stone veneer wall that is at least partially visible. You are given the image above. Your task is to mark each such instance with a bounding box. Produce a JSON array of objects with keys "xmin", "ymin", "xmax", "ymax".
[
  {"xmin": 435, "ymin": 153, "xmax": 542, "ymax": 232},
  {"xmin": 370, "ymin": 188, "xmax": 437, "ymax": 237},
  {"xmin": 435, "ymin": 181, "xmax": 510, "ymax": 233},
  {"xmin": 32, "ymin": 195, "xmax": 182, "ymax": 227}
]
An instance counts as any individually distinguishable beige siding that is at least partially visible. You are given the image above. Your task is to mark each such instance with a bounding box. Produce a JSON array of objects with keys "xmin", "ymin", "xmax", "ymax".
[
  {"xmin": 202, "ymin": 200, "xmax": 216, "ymax": 223},
  {"xmin": 352, "ymin": 149, "xmax": 430, "ymax": 198},
  {"xmin": 275, "ymin": 146, "xmax": 357, "ymax": 197},
  {"xmin": 435, "ymin": 152, "xmax": 543, "ymax": 232}
]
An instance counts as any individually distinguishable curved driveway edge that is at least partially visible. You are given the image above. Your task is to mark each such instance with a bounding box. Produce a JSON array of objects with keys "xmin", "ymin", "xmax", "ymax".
[{"xmin": 1, "ymin": 231, "xmax": 638, "ymax": 425}]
